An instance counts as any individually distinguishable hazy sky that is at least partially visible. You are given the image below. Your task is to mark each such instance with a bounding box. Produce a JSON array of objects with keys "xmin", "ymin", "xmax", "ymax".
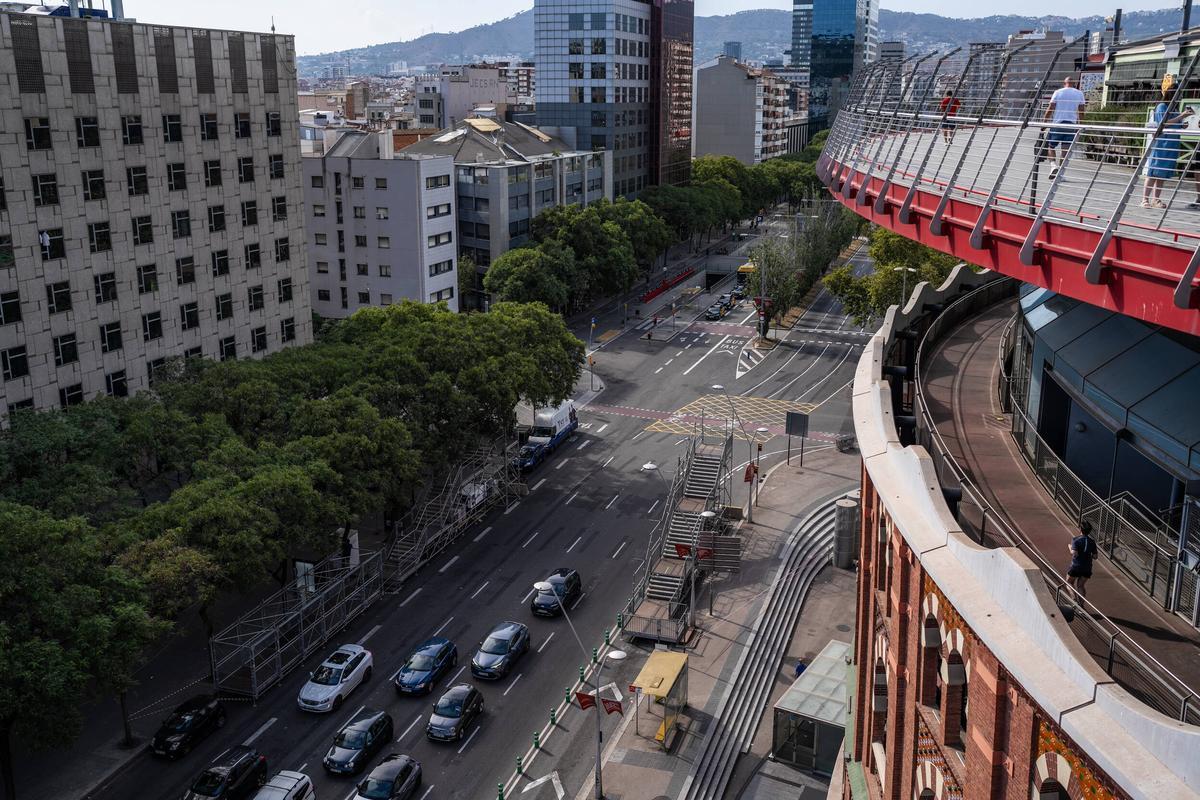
[{"xmin": 123, "ymin": 0, "xmax": 1173, "ymax": 55}]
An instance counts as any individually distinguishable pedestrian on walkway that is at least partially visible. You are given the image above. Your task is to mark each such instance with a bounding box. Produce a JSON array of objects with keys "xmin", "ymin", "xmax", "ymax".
[
  {"xmin": 938, "ymin": 90, "xmax": 961, "ymax": 144},
  {"xmin": 1142, "ymin": 74, "xmax": 1193, "ymax": 208},
  {"xmin": 1066, "ymin": 521, "xmax": 1097, "ymax": 598},
  {"xmin": 1042, "ymin": 76, "xmax": 1087, "ymax": 182}
]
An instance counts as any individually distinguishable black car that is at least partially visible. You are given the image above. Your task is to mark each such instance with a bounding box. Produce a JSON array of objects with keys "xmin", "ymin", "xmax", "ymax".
[
  {"xmin": 182, "ymin": 745, "xmax": 267, "ymax": 800},
  {"xmin": 718, "ymin": 293, "xmax": 734, "ymax": 310},
  {"xmin": 151, "ymin": 694, "xmax": 226, "ymax": 759},
  {"xmin": 471, "ymin": 621, "xmax": 530, "ymax": 680},
  {"xmin": 531, "ymin": 568, "xmax": 583, "ymax": 617},
  {"xmin": 704, "ymin": 304, "xmax": 725, "ymax": 321},
  {"xmin": 393, "ymin": 637, "xmax": 456, "ymax": 695},
  {"xmin": 355, "ymin": 754, "xmax": 422, "ymax": 800},
  {"xmin": 324, "ymin": 709, "xmax": 394, "ymax": 776},
  {"xmin": 426, "ymin": 684, "xmax": 483, "ymax": 742}
]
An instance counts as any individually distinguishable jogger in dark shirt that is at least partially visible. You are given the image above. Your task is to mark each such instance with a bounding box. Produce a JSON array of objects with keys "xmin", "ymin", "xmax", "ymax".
[{"xmin": 1067, "ymin": 521, "xmax": 1097, "ymax": 598}]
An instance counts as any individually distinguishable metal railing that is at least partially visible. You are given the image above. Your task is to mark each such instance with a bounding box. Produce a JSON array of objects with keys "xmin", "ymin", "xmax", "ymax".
[{"xmin": 904, "ymin": 279, "xmax": 1200, "ymax": 724}]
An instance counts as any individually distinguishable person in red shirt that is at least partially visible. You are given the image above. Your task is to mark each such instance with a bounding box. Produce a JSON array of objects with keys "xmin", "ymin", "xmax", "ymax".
[{"xmin": 938, "ymin": 90, "xmax": 961, "ymax": 144}]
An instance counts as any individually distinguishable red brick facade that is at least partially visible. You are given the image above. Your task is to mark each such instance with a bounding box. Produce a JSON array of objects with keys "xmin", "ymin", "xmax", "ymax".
[{"xmin": 846, "ymin": 466, "xmax": 1122, "ymax": 800}]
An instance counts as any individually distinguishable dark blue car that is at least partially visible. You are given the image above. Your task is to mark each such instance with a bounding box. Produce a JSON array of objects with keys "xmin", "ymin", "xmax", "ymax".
[{"xmin": 393, "ymin": 637, "xmax": 457, "ymax": 695}]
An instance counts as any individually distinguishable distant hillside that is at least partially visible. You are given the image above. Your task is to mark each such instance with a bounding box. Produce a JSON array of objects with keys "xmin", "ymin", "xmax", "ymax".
[{"xmin": 297, "ymin": 7, "xmax": 1186, "ymax": 77}]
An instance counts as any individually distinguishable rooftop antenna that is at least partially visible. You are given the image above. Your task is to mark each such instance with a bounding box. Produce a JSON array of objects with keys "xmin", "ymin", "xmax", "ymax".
[{"xmin": 271, "ymin": 16, "xmax": 276, "ymax": 34}]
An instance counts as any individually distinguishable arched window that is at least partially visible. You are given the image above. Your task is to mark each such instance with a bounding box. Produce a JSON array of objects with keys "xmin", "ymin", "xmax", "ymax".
[
  {"xmin": 919, "ymin": 614, "xmax": 940, "ymax": 707},
  {"xmin": 1038, "ymin": 780, "xmax": 1069, "ymax": 800},
  {"xmin": 941, "ymin": 651, "xmax": 967, "ymax": 748}
]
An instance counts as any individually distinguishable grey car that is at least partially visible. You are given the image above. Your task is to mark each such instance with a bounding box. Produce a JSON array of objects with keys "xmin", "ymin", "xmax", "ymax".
[
  {"xmin": 353, "ymin": 754, "xmax": 421, "ymax": 800},
  {"xmin": 470, "ymin": 621, "xmax": 530, "ymax": 680},
  {"xmin": 426, "ymin": 684, "xmax": 483, "ymax": 742}
]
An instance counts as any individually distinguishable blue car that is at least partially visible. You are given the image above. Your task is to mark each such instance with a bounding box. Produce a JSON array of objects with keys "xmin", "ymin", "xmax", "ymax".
[{"xmin": 393, "ymin": 637, "xmax": 457, "ymax": 696}]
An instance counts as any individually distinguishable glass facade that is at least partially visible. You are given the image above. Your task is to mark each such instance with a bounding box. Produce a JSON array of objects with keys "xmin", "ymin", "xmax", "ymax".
[
  {"xmin": 649, "ymin": 0, "xmax": 693, "ymax": 188},
  {"xmin": 790, "ymin": 0, "xmax": 812, "ymax": 69},
  {"xmin": 808, "ymin": 0, "xmax": 876, "ymax": 127}
]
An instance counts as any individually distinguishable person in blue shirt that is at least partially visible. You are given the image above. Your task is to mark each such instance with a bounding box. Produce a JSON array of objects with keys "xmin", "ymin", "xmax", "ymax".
[
  {"xmin": 1142, "ymin": 74, "xmax": 1193, "ymax": 208},
  {"xmin": 1067, "ymin": 521, "xmax": 1098, "ymax": 598}
]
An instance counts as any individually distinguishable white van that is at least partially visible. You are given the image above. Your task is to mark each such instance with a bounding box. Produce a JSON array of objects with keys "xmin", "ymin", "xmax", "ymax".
[{"xmin": 253, "ymin": 771, "xmax": 316, "ymax": 800}]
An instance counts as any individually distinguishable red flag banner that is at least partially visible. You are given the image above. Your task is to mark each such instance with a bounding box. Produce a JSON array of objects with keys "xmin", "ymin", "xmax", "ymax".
[
  {"xmin": 601, "ymin": 697, "xmax": 623, "ymax": 715},
  {"xmin": 673, "ymin": 542, "xmax": 692, "ymax": 559},
  {"xmin": 575, "ymin": 691, "xmax": 596, "ymax": 710},
  {"xmin": 697, "ymin": 547, "xmax": 714, "ymax": 561}
]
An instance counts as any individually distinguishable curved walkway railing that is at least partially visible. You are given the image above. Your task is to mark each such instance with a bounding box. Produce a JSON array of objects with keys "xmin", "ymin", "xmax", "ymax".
[{"xmin": 907, "ymin": 278, "xmax": 1200, "ymax": 723}]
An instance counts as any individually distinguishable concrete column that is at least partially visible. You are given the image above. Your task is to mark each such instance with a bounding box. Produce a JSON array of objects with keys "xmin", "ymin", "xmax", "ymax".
[{"xmin": 834, "ymin": 494, "xmax": 861, "ymax": 569}]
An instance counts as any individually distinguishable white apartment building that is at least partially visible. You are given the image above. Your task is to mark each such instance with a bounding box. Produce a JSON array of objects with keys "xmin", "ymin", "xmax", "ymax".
[
  {"xmin": 303, "ymin": 130, "xmax": 458, "ymax": 316},
  {"xmin": 0, "ymin": 10, "xmax": 311, "ymax": 415},
  {"xmin": 693, "ymin": 56, "xmax": 789, "ymax": 165},
  {"xmin": 413, "ymin": 65, "xmax": 513, "ymax": 129}
]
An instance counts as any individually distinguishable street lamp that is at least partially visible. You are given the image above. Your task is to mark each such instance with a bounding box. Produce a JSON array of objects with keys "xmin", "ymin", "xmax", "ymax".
[
  {"xmin": 691, "ymin": 509, "xmax": 717, "ymax": 627},
  {"xmin": 754, "ymin": 427, "xmax": 769, "ymax": 506},
  {"xmin": 892, "ymin": 267, "xmax": 917, "ymax": 308},
  {"xmin": 535, "ymin": 580, "xmax": 625, "ymax": 799},
  {"xmin": 712, "ymin": 384, "xmax": 755, "ymax": 523},
  {"xmin": 638, "ymin": 461, "xmax": 671, "ymax": 585}
]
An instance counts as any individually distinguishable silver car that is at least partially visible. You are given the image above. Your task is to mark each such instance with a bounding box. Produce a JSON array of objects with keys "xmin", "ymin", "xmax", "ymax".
[{"xmin": 297, "ymin": 643, "xmax": 373, "ymax": 713}]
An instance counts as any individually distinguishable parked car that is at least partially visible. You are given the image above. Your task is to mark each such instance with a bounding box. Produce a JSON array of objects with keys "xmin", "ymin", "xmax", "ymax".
[
  {"xmin": 393, "ymin": 637, "xmax": 457, "ymax": 695},
  {"xmin": 732, "ymin": 284, "xmax": 746, "ymax": 300},
  {"xmin": 704, "ymin": 304, "xmax": 725, "ymax": 321},
  {"xmin": 531, "ymin": 568, "xmax": 583, "ymax": 617},
  {"xmin": 251, "ymin": 771, "xmax": 315, "ymax": 800},
  {"xmin": 183, "ymin": 745, "xmax": 268, "ymax": 800},
  {"xmin": 298, "ymin": 644, "xmax": 373, "ymax": 713},
  {"xmin": 353, "ymin": 754, "xmax": 422, "ymax": 800},
  {"xmin": 718, "ymin": 293, "xmax": 734, "ymax": 310},
  {"xmin": 426, "ymin": 684, "xmax": 484, "ymax": 742},
  {"xmin": 511, "ymin": 442, "xmax": 547, "ymax": 472},
  {"xmin": 470, "ymin": 621, "xmax": 530, "ymax": 680},
  {"xmin": 151, "ymin": 694, "xmax": 226, "ymax": 759},
  {"xmin": 323, "ymin": 709, "xmax": 394, "ymax": 776}
]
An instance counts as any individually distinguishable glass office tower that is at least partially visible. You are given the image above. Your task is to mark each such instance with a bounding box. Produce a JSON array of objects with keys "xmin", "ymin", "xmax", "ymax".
[
  {"xmin": 649, "ymin": 0, "xmax": 693, "ymax": 188},
  {"xmin": 790, "ymin": 0, "xmax": 812, "ymax": 69},
  {"xmin": 809, "ymin": 0, "xmax": 876, "ymax": 127}
]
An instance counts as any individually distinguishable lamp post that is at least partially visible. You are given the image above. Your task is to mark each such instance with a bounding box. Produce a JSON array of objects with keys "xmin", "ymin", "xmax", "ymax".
[
  {"xmin": 639, "ymin": 461, "xmax": 670, "ymax": 588},
  {"xmin": 712, "ymin": 384, "xmax": 754, "ymax": 523},
  {"xmin": 535, "ymin": 581, "xmax": 625, "ymax": 799},
  {"xmin": 691, "ymin": 509, "xmax": 717, "ymax": 627},
  {"xmin": 754, "ymin": 427, "xmax": 769, "ymax": 505},
  {"xmin": 892, "ymin": 267, "xmax": 917, "ymax": 308}
]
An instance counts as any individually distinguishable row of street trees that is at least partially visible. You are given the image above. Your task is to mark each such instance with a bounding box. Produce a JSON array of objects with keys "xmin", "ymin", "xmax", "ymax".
[{"xmin": 0, "ymin": 301, "xmax": 583, "ymax": 799}]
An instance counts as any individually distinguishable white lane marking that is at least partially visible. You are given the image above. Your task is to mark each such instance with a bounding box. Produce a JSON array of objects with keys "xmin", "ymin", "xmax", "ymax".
[
  {"xmin": 648, "ymin": 499, "xmax": 660, "ymax": 515},
  {"xmin": 470, "ymin": 580, "xmax": 490, "ymax": 600},
  {"xmin": 631, "ymin": 431, "xmax": 644, "ymax": 441},
  {"xmin": 654, "ymin": 367, "xmax": 663, "ymax": 374},
  {"xmin": 532, "ymin": 478, "xmax": 547, "ymax": 491},
  {"xmin": 555, "ymin": 459, "xmax": 568, "ymax": 470},
  {"xmin": 432, "ymin": 615, "xmax": 454, "ymax": 637},
  {"xmin": 297, "ymin": 763, "xmax": 308, "ymax": 773},
  {"xmin": 521, "ymin": 587, "xmax": 537, "ymax": 604},
  {"xmin": 342, "ymin": 788, "xmax": 358, "ymax": 800},
  {"xmin": 795, "ymin": 345, "xmax": 856, "ymax": 401},
  {"xmin": 358, "ymin": 624, "xmax": 381, "ymax": 645},
  {"xmin": 457, "ymin": 725, "xmax": 481, "ymax": 754},
  {"xmin": 675, "ymin": 350, "xmax": 684, "ymax": 357},
  {"xmin": 445, "ymin": 665, "xmax": 467, "ymax": 687},
  {"xmin": 612, "ymin": 541, "xmax": 627, "ymax": 559},
  {"xmin": 683, "ymin": 334, "xmax": 731, "ymax": 375},
  {"xmin": 674, "ymin": 438, "xmax": 687, "ymax": 446},
  {"xmin": 505, "ymin": 501, "xmax": 521, "ymax": 514},
  {"xmin": 521, "ymin": 772, "xmax": 564, "ymax": 799},
  {"xmin": 340, "ymin": 705, "xmax": 366, "ymax": 730},
  {"xmin": 503, "ymin": 673, "xmax": 523, "ymax": 696},
  {"xmin": 578, "ymin": 439, "xmax": 592, "ymax": 450},
  {"xmin": 418, "ymin": 787, "xmax": 434, "ymax": 800},
  {"xmin": 605, "ymin": 494, "xmax": 619, "ymax": 510},
  {"xmin": 741, "ymin": 340, "xmax": 822, "ymax": 396},
  {"xmin": 565, "ymin": 491, "xmax": 578, "ymax": 505},
  {"xmin": 397, "ymin": 713, "xmax": 422, "ymax": 741},
  {"xmin": 537, "ymin": 632, "xmax": 555, "ymax": 653},
  {"xmin": 570, "ymin": 592, "xmax": 586, "ymax": 610},
  {"xmin": 242, "ymin": 717, "xmax": 277, "ymax": 746},
  {"xmin": 522, "ymin": 530, "xmax": 541, "ymax": 548},
  {"xmin": 602, "ymin": 456, "xmax": 613, "ymax": 468},
  {"xmin": 438, "ymin": 555, "xmax": 460, "ymax": 574},
  {"xmin": 597, "ymin": 423, "xmax": 608, "ymax": 434},
  {"xmin": 565, "ymin": 535, "xmax": 583, "ymax": 553},
  {"xmin": 473, "ymin": 525, "xmax": 492, "ymax": 543},
  {"xmin": 400, "ymin": 588, "xmax": 422, "ymax": 607},
  {"xmin": 765, "ymin": 343, "xmax": 834, "ymax": 400},
  {"xmin": 664, "ymin": 358, "xmax": 673, "ymax": 365}
]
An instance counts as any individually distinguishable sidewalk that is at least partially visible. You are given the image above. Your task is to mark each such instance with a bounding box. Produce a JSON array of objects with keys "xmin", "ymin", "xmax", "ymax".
[{"xmin": 574, "ymin": 444, "xmax": 861, "ymax": 799}]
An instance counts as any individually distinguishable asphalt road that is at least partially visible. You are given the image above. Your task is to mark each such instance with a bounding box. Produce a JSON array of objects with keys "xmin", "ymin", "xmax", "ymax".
[{"xmin": 91, "ymin": 239, "xmax": 873, "ymax": 800}]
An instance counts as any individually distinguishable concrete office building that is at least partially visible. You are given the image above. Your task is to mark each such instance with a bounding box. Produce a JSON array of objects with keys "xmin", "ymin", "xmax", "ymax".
[
  {"xmin": 0, "ymin": 9, "xmax": 311, "ymax": 415},
  {"xmin": 693, "ymin": 56, "xmax": 788, "ymax": 165},
  {"xmin": 534, "ymin": 0, "xmax": 693, "ymax": 198},
  {"xmin": 303, "ymin": 130, "xmax": 458, "ymax": 316},
  {"xmin": 722, "ymin": 40, "xmax": 741, "ymax": 60},
  {"xmin": 401, "ymin": 117, "xmax": 611, "ymax": 300},
  {"xmin": 413, "ymin": 65, "xmax": 511, "ymax": 129},
  {"xmin": 879, "ymin": 40, "xmax": 904, "ymax": 63}
]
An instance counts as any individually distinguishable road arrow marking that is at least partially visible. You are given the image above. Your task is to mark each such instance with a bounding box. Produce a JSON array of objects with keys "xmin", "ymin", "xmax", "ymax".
[{"xmin": 522, "ymin": 772, "xmax": 565, "ymax": 799}]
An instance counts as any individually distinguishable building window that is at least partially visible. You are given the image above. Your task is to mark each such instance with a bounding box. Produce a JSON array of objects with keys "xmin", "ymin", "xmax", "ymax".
[
  {"xmin": 244, "ymin": 243, "xmax": 261, "ymax": 269},
  {"xmin": 592, "ymin": 38, "xmax": 606, "ymax": 55},
  {"xmin": 353, "ymin": 206, "xmax": 366, "ymax": 219},
  {"xmin": 356, "ymin": 263, "xmax": 369, "ymax": 276},
  {"xmin": 248, "ymin": 284, "xmax": 264, "ymax": 311},
  {"xmin": 211, "ymin": 250, "xmax": 230, "ymax": 276},
  {"xmin": 215, "ymin": 293, "xmax": 233, "ymax": 321},
  {"xmin": 133, "ymin": 215, "xmax": 153, "ymax": 246},
  {"xmin": 46, "ymin": 281, "xmax": 71, "ymax": 314},
  {"xmin": 163, "ymin": 114, "xmax": 183, "ymax": 143},
  {"xmin": 235, "ymin": 112, "xmax": 252, "ymax": 138},
  {"xmin": 591, "ymin": 63, "xmax": 606, "ymax": 79},
  {"xmin": 75, "ymin": 116, "xmax": 100, "ymax": 148},
  {"xmin": 375, "ymin": 206, "xmax": 389, "ymax": 220},
  {"xmin": 272, "ymin": 196, "xmax": 287, "ymax": 221},
  {"xmin": 176, "ymin": 256, "xmax": 196, "ymax": 285},
  {"xmin": 59, "ymin": 384, "xmax": 84, "ymax": 408},
  {"xmin": 241, "ymin": 200, "xmax": 258, "ymax": 226},
  {"xmin": 311, "ymin": 175, "xmax": 325, "ymax": 189},
  {"xmin": 313, "ymin": 204, "xmax": 325, "ymax": 217},
  {"xmin": 281, "ymin": 317, "xmax": 296, "ymax": 342},
  {"xmin": 237, "ymin": 156, "xmax": 254, "ymax": 183},
  {"xmin": 32, "ymin": 174, "xmax": 59, "ymax": 207},
  {"xmin": 569, "ymin": 62, "xmax": 584, "ymax": 79},
  {"xmin": 591, "ymin": 86, "xmax": 606, "ymax": 103},
  {"xmin": 93, "ymin": 272, "xmax": 117, "ymax": 303},
  {"xmin": 121, "ymin": 115, "xmax": 144, "ymax": 145},
  {"xmin": 142, "ymin": 311, "xmax": 163, "ymax": 341},
  {"xmin": 127, "ymin": 166, "xmax": 149, "ymax": 196},
  {"xmin": 340, "ymin": 287, "xmax": 348, "ymax": 309},
  {"xmin": 1, "ymin": 346, "xmax": 28, "ymax": 380},
  {"xmin": 184, "ymin": 346, "xmax": 202, "ymax": 360},
  {"xmin": 137, "ymin": 264, "xmax": 158, "ymax": 294},
  {"xmin": 200, "ymin": 112, "xmax": 219, "ymax": 141},
  {"xmin": 277, "ymin": 278, "xmax": 293, "ymax": 302},
  {"xmin": 25, "ymin": 118, "xmax": 51, "ymax": 150},
  {"xmin": 354, "ymin": 234, "xmax": 367, "ymax": 248},
  {"xmin": 430, "ymin": 287, "xmax": 454, "ymax": 303},
  {"xmin": 171, "ymin": 210, "xmax": 191, "ymax": 239},
  {"xmin": 316, "ymin": 261, "xmax": 329, "ymax": 274},
  {"xmin": 251, "ymin": 325, "xmax": 268, "ymax": 352},
  {"xmin": 204, "ymin": 159, "xmax": 222, "ymax": 187},
  {"xmin": 265, "ymin": 111, "xmax": 281, "ymax": 137},
  {"xmin": 425, "ymin": 174, "xmax": 450, "ymax": 189},
  {"xmin": 591, "ymin": 11, "xmax": 606, "ymax": 29},
  {"xmin": 569, "ymin": 39, "xmax": 584, "ymax": 55},
  {"xmin": 208, "ymin": 205, "xmax": 226, "ymax": 233},
  {"xmin": 275, "ymin": 238, "xmax": 290, "ymax": 262},
  {"xmin": 377, "ymin": 236, "xmax": 390, "ymax": 249},
  {"xmin": 357, "ymin": 290, "xmax": 370, "ymax": 305},
  {"xmin": 378, "ymin": 264, "xmax": 391, "ymax": 277},
  {"xmin": 88, "ymin": 222, "xmax": 112, "ymax": 253},
  {"xmin": 351, "ymin": 176, "xmax": 364, "ymax": 189},
  {"xmin": 40, "ymin": 228, "xmax": 65, "ymax": 260},
  {"xmin": 105, "ymin": 370, "xmax": 128, "ymax": 397},
  {"xmin": 0, "ymin": 236, "xmax": 11, "ymax": 269},
  {"xmin": 0, "ymin": 291, "xmax": 21, "ymax": 326},
  {"xmin": 374, "ymin": 177, "xmax": 387, "ymax": 190},
  {"xmin": 147, "ymin": 358, "xmax": 167, "ymax": 386},
  {"xmin": 99, "ymin": 321, "xmax": 122, "ymax": 353},
  {"xmin": 268, "ymin": 154, "xmax": 284, "ymax": 179},
  {"xmin": 317, "ymin": 289, "xmax": 331, "ymax": 302},
  {"xmin": 428, "ymin": 231, "xmax": 452, "ymax": 248},
  {"xmin": 180, "ymin": 301, "xmax": 199, "ymax": 330},
  {"xmin": 426, "ymin": 203, "xmax": 451, "ymax": 219},
  {"xmin": 428, "ymin": 259, "xmax": 454, "ymax": 277},
  {"xmin": 219, "ymin": 335, "xmax": 236, "ymax": 361},
  {"xmin": 167, "ymin": 162, "xmax": 186, "ymax": 191}
]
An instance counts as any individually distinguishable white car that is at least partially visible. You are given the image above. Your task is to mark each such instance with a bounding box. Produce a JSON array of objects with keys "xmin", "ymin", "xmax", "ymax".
[
  {"xmin": 252, "ymin": 770, "xmax": 316, "ymax": 800},
  {"xmin": 297, "ymin": 644, "xmax": 373, "ymax": 713}
]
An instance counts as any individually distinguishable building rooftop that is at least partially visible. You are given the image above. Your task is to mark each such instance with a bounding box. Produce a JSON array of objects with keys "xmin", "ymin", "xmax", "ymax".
[{"xmin": 399, "ymin": 117, "xmax": 577, "ymax": 164}]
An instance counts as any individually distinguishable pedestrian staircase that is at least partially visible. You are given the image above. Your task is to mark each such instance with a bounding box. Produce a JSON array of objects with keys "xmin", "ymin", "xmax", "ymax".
[
  {"xmin": 683, "ymin": 451, "xmax": 723, "ymax": 500},
  {"xmin": 646, "ymin": 572, "xmax": 686, "ymax": 602}
]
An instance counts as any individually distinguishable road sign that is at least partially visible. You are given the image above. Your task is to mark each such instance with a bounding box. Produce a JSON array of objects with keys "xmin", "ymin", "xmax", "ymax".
[{"xmin": 785, "ymin": 411, "xmax": 809, "ymax": 438}]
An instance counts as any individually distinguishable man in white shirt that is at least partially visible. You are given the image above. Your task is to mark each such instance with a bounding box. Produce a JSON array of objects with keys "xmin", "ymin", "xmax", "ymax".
[{"xmin": 1042, "ymin": 76, "xmax": 1086, "ymax": 180}]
